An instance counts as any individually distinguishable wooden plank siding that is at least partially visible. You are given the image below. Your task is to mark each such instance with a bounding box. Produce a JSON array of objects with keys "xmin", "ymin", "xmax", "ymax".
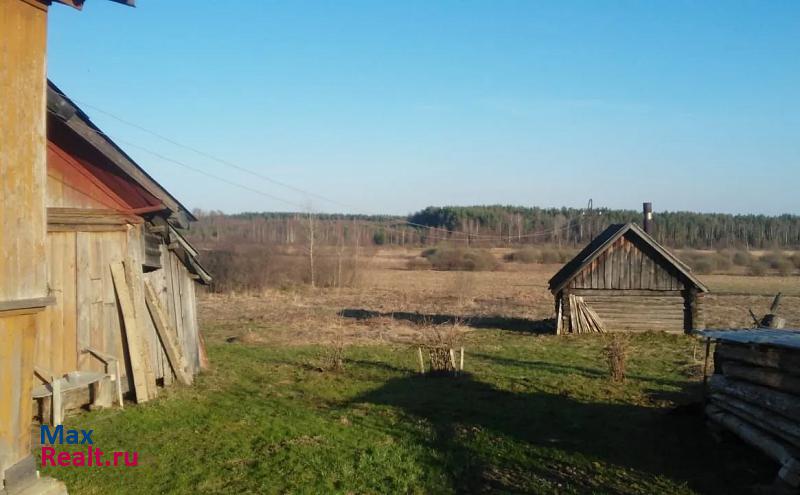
[{"xmin": 567, "ymin": 236, "xmax": 685, "ymax": 291}]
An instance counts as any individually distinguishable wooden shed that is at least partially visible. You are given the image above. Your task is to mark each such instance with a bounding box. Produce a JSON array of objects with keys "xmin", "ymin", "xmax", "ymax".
[
  {"xmin": 31, "ymin": 81, "xmax": 211, "ymax": 421},
  {"xmin": 549, "ymin": 223, "xmax": 708, "ymax": 334}
]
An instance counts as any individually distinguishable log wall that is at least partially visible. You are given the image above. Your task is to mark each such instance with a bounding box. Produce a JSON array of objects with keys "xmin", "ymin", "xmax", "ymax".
[
  {"xmin": 564, "ymin": 290, "xmax": 687, "ymax": 333},
  {"xmin": 708, "ymin": 341, "xmax": 800, "ymax": 485}
]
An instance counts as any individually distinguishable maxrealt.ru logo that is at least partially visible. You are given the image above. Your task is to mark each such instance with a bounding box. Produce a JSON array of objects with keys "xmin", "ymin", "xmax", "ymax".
[{"xmin": 40, "ymin": 425, "xmax": 138, "ymax": 467}]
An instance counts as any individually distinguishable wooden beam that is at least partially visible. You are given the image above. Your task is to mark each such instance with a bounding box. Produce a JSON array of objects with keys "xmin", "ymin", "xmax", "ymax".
[
  {"xmin": 0, "ymin": 296, "xmax": 55, "ymax": 314},
  {"xmin": 143, "ymin": 280, "xmax": 193, "ymax": 385},
  {"xmin": 110, "ymin": 262, "xmax": 149, "ymax": 403}
]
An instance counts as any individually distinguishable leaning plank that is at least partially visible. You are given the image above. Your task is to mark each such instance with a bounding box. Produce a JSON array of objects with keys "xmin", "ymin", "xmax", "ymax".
[
  {"xmin": 709, "ymin": 374, "xmax": 800, "ymax": 419},
  {"xmin": 123, "ymin": 259, "xmax": 158, "ymax": 400},
  {"xmin": 144, "ymin": 280, "xmax": 193, "ymax": 385},
  {"xmin": 721, "ymin": 361, "xmax": 800, "ymax": 396},
  {"xmin": 110, "ymin": 262, "xmax": 149, "ymax": 403}
]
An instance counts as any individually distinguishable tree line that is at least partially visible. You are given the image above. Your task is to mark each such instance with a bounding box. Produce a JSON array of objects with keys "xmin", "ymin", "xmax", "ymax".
[{"xmin": 187, "ymin": 206, "xmax": 800, "ymax": 250}]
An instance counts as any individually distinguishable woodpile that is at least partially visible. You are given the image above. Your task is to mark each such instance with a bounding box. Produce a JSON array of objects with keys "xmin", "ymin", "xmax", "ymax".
[
  {"xmin": 567, "ymin": 294, "xmax": 605, "ymax": 334},
  {"xmin": 706, "ymin": 336, "xmax": 800, "ymax": 489}
]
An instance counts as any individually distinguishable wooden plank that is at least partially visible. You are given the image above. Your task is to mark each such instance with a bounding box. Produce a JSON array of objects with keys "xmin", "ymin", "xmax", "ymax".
[
  {"xmin": 570, "ymin": 289, "xmax": 683, "ymax": 297},
  {"xmin": 144, "ymin": 280, "xmax": 193, "ymax": 385},
  {"xmin": 124, "ymin": 259, "xmax": 157, "ymax": 399},
  {"xmin": 110, "ymin": 262, "xmax": 149, "ymax": 403},
  {"xmin": 76, "ymin": 232, "xmax": 91, "ymax": 370},
  {"xmin": 0, "ymin": 297, "xmax": 55, "ymax": 313},
  {"xmin": 62, "ymin": 232, "xmax": 77, "ymax": 371}
]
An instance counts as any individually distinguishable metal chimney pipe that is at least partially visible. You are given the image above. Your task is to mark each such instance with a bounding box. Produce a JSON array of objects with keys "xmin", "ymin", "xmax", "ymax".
[{"xmin": 643, "ymin": 202, "xmax": 653, "ymax": 234}]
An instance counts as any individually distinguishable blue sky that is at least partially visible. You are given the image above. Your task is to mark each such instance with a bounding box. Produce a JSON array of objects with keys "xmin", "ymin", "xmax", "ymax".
[{"xmin": 48, "ymin": 1, "xmax": 800, "ymax": 215}]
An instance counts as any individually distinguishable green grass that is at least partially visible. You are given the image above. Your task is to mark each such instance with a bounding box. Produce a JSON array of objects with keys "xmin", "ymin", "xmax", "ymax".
[{"xmin": 40, "ymin": 331, "xmax": 774, "ymax": 494}]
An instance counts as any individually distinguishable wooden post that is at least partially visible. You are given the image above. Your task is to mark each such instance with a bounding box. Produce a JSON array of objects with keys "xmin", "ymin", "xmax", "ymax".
[
  {"xmin": 51, "ymin": 376, "xmax": 62, "ymax": 426},
  {"xmin": 417, "ymin": 347, "xmax": 425, "ymax": 374},
  {"xmin": 460, "ymin": 347, "xmax": 464, "ymax": 371},
  {"xmin": 449, "ymin": 348, "xmax": 457, "ymax": 371},
  {"xmin": 115, "ymin": 360, "xmax": 124, "ymax": 410}
]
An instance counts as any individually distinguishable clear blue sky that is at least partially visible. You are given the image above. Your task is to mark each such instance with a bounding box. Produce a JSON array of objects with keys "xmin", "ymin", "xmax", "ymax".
[{"xmin": 48, "ymin": 1, "xmax": 800, "ymax": 216}]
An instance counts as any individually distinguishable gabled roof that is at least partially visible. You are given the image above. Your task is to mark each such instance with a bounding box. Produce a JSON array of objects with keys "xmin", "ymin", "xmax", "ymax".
[
  {"xmin": 46, "ymin": 80, "xmax": 196, "ymax": 228},
  {"xmin": 548, "ymin": 222, "xmax": 709, "ymax": 294}
]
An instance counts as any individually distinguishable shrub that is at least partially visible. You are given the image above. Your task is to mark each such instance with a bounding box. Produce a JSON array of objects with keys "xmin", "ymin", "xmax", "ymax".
[
  {"xmin": 603, "ymin": 334, "xmax": 628, "ymax": 383},
  {"xmin": 732, "ymin": 250, "xmax": 753, "ymax": 267},
  {"xmin": 424, "ymin": 247, "xmax": 498, "ymax": 271},
  {"xmin": 711, "ymin": 252, "xmax": 732, "ymax": 272},
  {"xmin": 539, "ymin": 249, "xmax": 561, "ymax": 264},
  {"xmin": 775, "ymin": 258, "xmax": 794, "ymax": 277},
  {"xmin": 692, "ymin": 259, "xmax": 714, "ymax": 275},
  {"xmin": 504, "ymin": 248, "xmax": 540, "ymax": 263},
  {"xmin": 406, "ymin": 257, "xmax": 432, "ymax": 271},
  {"xmin": 762, "ymin": 251, "xmax": 788, "ymax": 270},
  {"xmin": 748, "ymin": 261, "xmax": 768, "ymax": 276}
]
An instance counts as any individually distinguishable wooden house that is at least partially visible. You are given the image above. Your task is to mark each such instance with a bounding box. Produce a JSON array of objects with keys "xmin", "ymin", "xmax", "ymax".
[
  {"xmin": 34, "ymin": 80, "xmax": 211, "ymax": 419},
  {"xmin": 549, "ymin": 222, "xmax": 708, "ymax": 334}
]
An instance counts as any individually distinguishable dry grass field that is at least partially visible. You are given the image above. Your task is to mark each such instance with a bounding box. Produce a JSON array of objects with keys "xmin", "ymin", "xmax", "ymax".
[{"xmin": 199, "ymin": 247, "xmax": 800, "ymax": 347}]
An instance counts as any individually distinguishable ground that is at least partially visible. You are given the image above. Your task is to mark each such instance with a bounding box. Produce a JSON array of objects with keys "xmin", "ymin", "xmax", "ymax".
[{"xmin": 40, "ymin": 250, "xmax": 799, "ymax": 494}]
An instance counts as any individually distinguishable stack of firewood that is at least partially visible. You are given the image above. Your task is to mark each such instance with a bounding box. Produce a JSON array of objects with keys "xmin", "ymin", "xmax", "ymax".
[{"xmin": 706, "ymin": 339, "xmax": 800, "ymax": 489}]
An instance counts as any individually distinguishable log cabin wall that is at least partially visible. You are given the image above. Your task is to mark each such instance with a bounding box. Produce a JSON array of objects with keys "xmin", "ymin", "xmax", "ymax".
[{"xmin": 558, "ymin": 233, "xmax": 703, "ymax": 333}]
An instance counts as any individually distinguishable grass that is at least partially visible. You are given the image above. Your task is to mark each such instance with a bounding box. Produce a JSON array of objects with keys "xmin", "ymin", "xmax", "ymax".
[{"xmin": 41, "ymin": 331, "xmax": 774, "ymax": 494}]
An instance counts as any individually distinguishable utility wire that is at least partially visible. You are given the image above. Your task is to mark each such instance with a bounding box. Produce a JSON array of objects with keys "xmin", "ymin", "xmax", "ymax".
[{"xmin": 72, "ymin": 99, "xmax": 353, "ymax": 209}]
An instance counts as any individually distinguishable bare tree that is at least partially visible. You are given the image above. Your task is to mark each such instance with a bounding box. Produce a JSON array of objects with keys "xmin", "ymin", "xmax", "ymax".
[{"xmin": 304, "ymin": 207, "xmax": 316, "ymax": 288}]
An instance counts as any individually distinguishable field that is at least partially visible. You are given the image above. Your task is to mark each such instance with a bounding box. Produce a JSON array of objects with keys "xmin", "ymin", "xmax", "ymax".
[{"xmin": 41, "ymin": 249, "xmax": 799, "ymax": 494}]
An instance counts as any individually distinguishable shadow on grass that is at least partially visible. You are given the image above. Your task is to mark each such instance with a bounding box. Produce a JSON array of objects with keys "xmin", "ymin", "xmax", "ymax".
[
  {"xmin": 471, "ymin": 352, "xmax": 697, "ymax": 391},
  {"xmin": 351, "ymin": 373, "xmax": 774, "ymax": 494},
  {"xmin": 339, "ymin": 308, "xmax": 555, "ymax": 334}
]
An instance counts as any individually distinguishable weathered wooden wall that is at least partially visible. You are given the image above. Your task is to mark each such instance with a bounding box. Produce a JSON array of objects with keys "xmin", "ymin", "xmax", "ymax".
[
  {"xmin": 35, "ymin": 220, "xmax": 203, "ymax": 394},
  {"xmin": 0, "ymin": 0, "xmax": 50, "ymax": 480},
  {"xmin": 565, "ymin": 236, "xmax": 684, "ymax": 291}
]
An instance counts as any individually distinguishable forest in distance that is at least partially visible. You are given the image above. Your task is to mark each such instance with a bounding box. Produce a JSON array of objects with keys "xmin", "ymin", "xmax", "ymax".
[{"xmin": 187, "ymin": 205, "xmax": 800, "ymax": 250}]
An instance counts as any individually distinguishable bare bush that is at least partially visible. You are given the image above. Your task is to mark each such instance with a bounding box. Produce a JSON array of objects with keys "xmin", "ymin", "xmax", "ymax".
[
  {"xmin": 732, "ymin": 250, "xmax": 753, "ymax": 267},
  {"xmin": 504, "ymin": 248, "xmax": 540, "ymax": 263},
  {"xmin": 603, "ymin": 334, "xmax": 628, "ymax": 383},
  {"xmin": 200, "ymin": 245, "xmax": 362, "ymax": 293},
  {"xmin": 406, "ymin": 257, "xmax": 432, "ymax": 270},
  {"xmin": 748, "ymin": 261, "xmax": 768, "ymax": 276},
  {"xmin": 422, "ymin": 247, "xmax": 498, "ymax": 271},
  {"xmin": 417, "ymin": 320, "xmax": 464, "ymax": 374}
]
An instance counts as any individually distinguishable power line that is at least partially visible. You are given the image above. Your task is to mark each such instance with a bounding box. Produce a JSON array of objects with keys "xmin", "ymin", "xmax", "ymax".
[
  {"xmin": 72, "ymin": 99, "xmax": 353, "ymax": 209},
  {"xmin": 116, "ymin": 139, "xmax": 310, "ymax": 210}
]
